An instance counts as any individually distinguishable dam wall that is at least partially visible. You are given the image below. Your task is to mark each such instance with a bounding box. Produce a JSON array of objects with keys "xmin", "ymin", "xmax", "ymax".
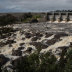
[{"xmin": 47, "ymin": 12, "xmax": 72, "ymax": 23}]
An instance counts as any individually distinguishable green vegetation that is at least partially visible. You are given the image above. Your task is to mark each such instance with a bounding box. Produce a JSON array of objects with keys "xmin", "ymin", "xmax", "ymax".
[
  {"xmin": 0, "ymin": 13, "xmax": 42, "ymax": 25},
  {"xmin": 3, "ymin": 46, "xmax": 71, "ymax": 72},
  {"xmin": 0, "ymin": 14, "xmax": 17, "ymax": 26},
  {"xmin": 21, "ymin": 13, "xmax": 41, "ymax": 23},
  {"xmin": 21, "ymin": 13, "xmax": 32, "ymax": 22},
  {"xmin": 11, "ymin": 52, "xmax": 57, "ymax": 72},
  {"xmin": 33, "ymin": 15, "xmax": 41, "ymax": 19},
  {"xmin": 64, "ymin": 49, "xmax": 72, "ymax": 72}
]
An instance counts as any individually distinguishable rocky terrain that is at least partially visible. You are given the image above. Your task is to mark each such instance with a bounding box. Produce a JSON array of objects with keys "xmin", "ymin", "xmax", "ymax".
[{"xmin": 0, "ymin": 22, "xmax": 72, "ymax": 72}]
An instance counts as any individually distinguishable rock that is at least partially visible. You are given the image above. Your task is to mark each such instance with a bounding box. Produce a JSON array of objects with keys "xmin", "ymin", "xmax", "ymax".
[
  {"xmin": 26, "ymin": 47, "xmax": 32, "ymax": 53},
  {"xmin": 46, "ymin": 39, "xmax": 57, "ymax": 46},
  {"xmin": 22, "ymin": 37, "xmax": 25, "ymax": 40},
  {"xmin": 35, "ymin": 32, "xmax": 43, "ymax": 37},
  {"xmin": 30, "ymin": 42, "xmax": 48, "ymax": 52},
  {"xmin": 12, "ymin": 50, "xmax": 22, "ymax": 56},
  {"xmin": 7, "ymin": 40, "xmax": 16, "ymax": 44},
  {"xmin": 18, "ymin": 47, "xmax": 25, "ymax": 50},
  {"xmin": 70, "ymin": 42, "xmax": 72, "ymax": 47},
  {"xmin": 31, "ymin": 37, "xmax": 39, "ymax": 41},
  {"xmin": 9, "ymin": 44, "xmax": 13, "ymax": 47},
  {"xmin": 25, "ymin": 32, "xmax": 32, "ymax": 38},
  {"xmin": 54, "ymin": 32, "xmax": 68, "ymax": 39},
  {"xmin": 0, "ymin": 40, "xmax": 16, "ymax": 47},
  {"xmin": 41, "ymin": 39, "xmax": 48, "ymax": 45},
  {"xmin": 0, "ymin": 27, "xmax": 16, "ymax": 39},
  {"xmin": 45, "ymin": 33, "xmax": 53, "ymax": 38},
  {"xmin": 58, "ymin": 46, "xmax": 69, "ymax": 50},
  {"xmin": 2, "ymin": 66, "xmax": 13, "ymax": 72},
  {"xmin": 20, "ymin": 31, "xmax": 25, "ymax": 35},
  {"xmin": 13, "ymin": 34, "xmax": 16, "ymax": 37},
  {"xmin": 0, "ymin": 54, "xmax": 9, "ymax": 66},
  {"xmin": 19, "ymin": 43, "xmax": 25, "ymax": 47}
]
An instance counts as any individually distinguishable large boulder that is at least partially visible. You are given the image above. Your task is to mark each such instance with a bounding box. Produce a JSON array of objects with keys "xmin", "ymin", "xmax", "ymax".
[
  {"xmin": 46, "ymin": 39, "xmax": 57, "ymax": 46},
  {"xmin": 7, "ymin": 40, "xmax": 16, "ymax": 44},
  {"xmin": 25, "ymin": 32, "xmax": 32, "ymax": 38},
  {"xmin": 35, "ymin": 32, "xmax": 43, "ymax": 37},
  {"xmin": 30, "ymin": 42, "xmax": 48, "ymax": 52},
  {"xmin": 0, "ymin": 54, "xmax": 9, "ymax": 66},
  {"xmin": 12, "ymin": 50, "xmax": 22, "ymax": 56},
  {"xmin": 45, "ymin": 33, "xmax": 53, "ymax": 38},
  {"xmin": 19, "ymin": 43, "xmax": 25, "ymax": 47},
  {"xmin": 31, "ymin": 37, "xmax": 39, "ymax": 41},
  {"xmin": 26, "ymin": 47, "xmax": 33, "ymax": 53},
  {"xmin": 18, "ymin": 47, "xmax": 25, "ymax": 50},
  {"xmin": 70, "ymin": 42, "xmax": 72, "ymax": 47},
  {"xmin": 54, "ymin": 32, "xmax": 68, "ymax": 39}
]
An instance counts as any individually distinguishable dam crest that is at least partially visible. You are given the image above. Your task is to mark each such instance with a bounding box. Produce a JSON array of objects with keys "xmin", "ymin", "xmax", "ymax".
[{"xmin": 47, "ymin": 11, "xmax": 72, "ymax": 23}]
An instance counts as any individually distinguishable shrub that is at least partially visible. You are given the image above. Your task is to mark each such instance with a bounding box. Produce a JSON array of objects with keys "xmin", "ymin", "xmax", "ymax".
[
  {"xmin": 21, "ymin": 13, "xmax": 32, "ymax": 22},
  {"xmin": 30, "ymin": 19, "xmax": 38, "ymax": 23},
  {"xmin": 10, "ymin": 52, "xmax": 58, "ymax": 72},
  {"xmin": 0, "ymin": 14, "xmax": 17, "ymax": 26}
]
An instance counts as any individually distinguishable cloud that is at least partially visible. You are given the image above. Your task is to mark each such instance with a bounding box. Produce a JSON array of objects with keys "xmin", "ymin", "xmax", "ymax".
[
  {"xmin": 67, "ymin": 0, "xmax": 72, "ymax": 3},
  {"xmin": 0, "ymin": 0, "xmax": 72, "ymax": 12}
]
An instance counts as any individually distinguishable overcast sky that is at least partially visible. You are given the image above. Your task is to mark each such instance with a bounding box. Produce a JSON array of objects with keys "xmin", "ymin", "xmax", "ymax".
[{"xmin": 0, "ymin": 0, "xmax": 72, "ymax": 12}]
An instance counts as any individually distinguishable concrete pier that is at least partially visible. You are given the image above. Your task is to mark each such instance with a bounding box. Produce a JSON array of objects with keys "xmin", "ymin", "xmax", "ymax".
[{"xmin": 47, "ymin": 12, "xmax": 72, "ymax": 23}]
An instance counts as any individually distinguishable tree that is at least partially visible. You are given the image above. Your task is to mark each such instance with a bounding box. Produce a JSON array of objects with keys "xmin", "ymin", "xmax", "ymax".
[
  {"xmin": 64, "ymin": 49, "xmax": 72, "ymax": 72},
  {"xmin": 11, "ymin": 52, "xmax": 58, "ymax": 72},
  {"xmin": 21, "ymin": 13, "xmax": 32, "ymax": 22},
  {"xmin": 39, "ymin": 52, "xmax": 57, "ymax": 72},
  {"xmin": 0, "ymin": 14, "xmax": 17, "ymax": 26}
]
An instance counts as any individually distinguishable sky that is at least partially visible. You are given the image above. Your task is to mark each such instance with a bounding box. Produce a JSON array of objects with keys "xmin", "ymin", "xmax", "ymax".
[{"xmin": 0, "ymin": 0, "xmax": 72, "ymax": 12}]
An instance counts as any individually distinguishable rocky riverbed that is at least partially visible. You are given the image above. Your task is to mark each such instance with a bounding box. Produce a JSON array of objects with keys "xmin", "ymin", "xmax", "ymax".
[{"xmin": 0, "ymin": 22, "xmax": 72, "ymax": 71}]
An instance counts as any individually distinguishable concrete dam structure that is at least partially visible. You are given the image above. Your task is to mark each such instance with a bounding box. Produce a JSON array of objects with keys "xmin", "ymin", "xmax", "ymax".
[{"xmin": 47, "ymin": 12, "xmax": 72, "ymax": 23}]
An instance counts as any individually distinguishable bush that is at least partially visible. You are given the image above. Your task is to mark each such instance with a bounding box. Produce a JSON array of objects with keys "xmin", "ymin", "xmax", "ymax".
[
  {"xmin": 21, "ymin": 13, "xmax": 32, "ymax": 22},
  {"xmin": 30, "ymin": 19, "xmax": 38, "ymax": 23},
  {"xmin": 0, "ymin": 14, "xmax": 17, "ymax": 26},
  {"xmin": 10, "ymin": 52, "xmax": 58, "ymax": 72}
]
